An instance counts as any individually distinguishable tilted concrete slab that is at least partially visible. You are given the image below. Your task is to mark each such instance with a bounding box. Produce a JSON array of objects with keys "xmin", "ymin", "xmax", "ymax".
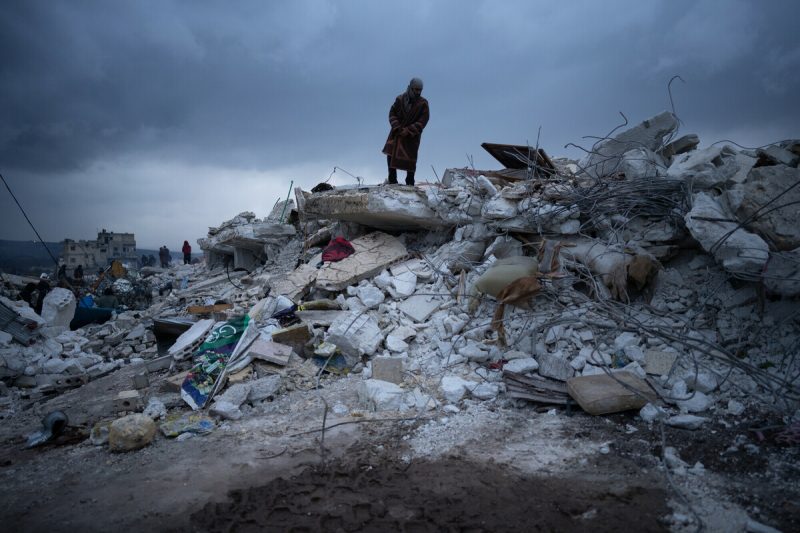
[
  {"xmin": 299, "ymin": 186, "xmax": 447, "ymax": 231},
  {"xmin": 315, "ymin": 232, "xmax": 408, "ymax": 291},
  {"xmin": 269, "ymin": 263, "xmax": 318, "ymax": 301}
]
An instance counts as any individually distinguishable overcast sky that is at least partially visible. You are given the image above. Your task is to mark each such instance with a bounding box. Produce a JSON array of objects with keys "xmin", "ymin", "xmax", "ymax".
[{"xmin": 1, "ymin": 0, "xmax": 798, "ymax": 250}]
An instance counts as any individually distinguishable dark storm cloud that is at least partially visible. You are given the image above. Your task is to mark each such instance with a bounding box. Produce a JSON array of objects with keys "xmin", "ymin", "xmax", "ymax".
[{"xmin": 0, "ymin": 0, "xmax": 798, "ymax": 248}]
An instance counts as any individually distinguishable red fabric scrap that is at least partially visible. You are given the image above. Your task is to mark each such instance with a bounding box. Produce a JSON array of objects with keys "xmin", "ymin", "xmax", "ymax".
[{"xmin": 322, "ymin": 237, "xmax": 355, "ymax": 263}]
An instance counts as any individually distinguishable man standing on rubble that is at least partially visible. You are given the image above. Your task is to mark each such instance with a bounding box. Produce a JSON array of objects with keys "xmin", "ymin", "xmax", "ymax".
[
  {"xmin": 182, "ymin": 240, "xmax": 192, "ymax": 265},
  {"xmin": 382, "ymin": 77, "xmax": 429, "ymax": 186}
]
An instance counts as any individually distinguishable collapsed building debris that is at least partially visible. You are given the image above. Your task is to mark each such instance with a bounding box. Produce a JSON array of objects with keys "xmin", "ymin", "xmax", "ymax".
[{"xmin": 1, "ymin": 109, "xmax": 799, "ymax": 532}]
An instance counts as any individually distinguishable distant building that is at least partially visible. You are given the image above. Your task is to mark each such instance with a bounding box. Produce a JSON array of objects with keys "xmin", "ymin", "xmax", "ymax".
[{"xmin": 60, "ymin": 229, "xmax": 137, "ymax": 273}]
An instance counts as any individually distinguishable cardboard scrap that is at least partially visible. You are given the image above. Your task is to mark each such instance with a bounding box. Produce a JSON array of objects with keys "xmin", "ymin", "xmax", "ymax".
[{"xmin": 566, "ymin": 371, "xmax": 656, "ymax": 415}]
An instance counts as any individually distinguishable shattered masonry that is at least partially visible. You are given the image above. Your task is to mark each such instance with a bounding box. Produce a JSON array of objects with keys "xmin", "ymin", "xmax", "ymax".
[{"xmin": 1, "ymin": 111, "xmax": 799, "ymax": 532}]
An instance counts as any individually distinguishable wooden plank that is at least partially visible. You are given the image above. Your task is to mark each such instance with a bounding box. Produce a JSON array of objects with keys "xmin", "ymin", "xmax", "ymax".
[{"xmin": 187, "ymin": 303, "xmax": 233, "ymax": 314}]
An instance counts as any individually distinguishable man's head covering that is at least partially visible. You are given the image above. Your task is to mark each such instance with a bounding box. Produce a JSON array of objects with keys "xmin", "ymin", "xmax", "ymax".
[
  {"xmin": 40, "ymin": 273, "xmax": 50, "ymax": 280},
  {"xmin": 409, "ymin": 77, "xmax": 423, "ymax": 90}
]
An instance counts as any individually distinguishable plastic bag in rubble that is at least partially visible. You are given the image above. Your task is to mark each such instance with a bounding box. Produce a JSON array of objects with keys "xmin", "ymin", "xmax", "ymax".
[
  {"xmin": 159, "ymin": 412, "xmax": 216, "ymax": 438},
  {"xmin": 113, "ymin": 278, "xmax": 133, "ymax": 294},
  {"xmin": 180, "ymin": 315, "xmax": 252, "ymax": 410},
  {"xmin": 474, "ymin": 256, "xmax": 539, "ymax": 298}
]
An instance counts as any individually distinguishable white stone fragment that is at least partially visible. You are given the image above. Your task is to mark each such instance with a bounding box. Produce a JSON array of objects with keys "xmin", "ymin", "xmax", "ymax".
[
  {"xmin": 440, "ymin": 376, "xmax": 472, "ymax": 403},
  {"xmin": 613, "ymin": 332, "xmax": 639, "ymax": 350},
  {"xmin": 666, "ymin": 414, "xmax": 708, "ymax": 430},
  {"xmin": 469, "ymin": 382, "xmax": 501, "ymax": 400},
  {"xmin": 639, "ymin": 403, "xmax": 667, "ymax": 423},
  {"xmin": 385, "ymin": 335, "xmax": 409, "ymax": 353},
  {"xmin": 358, "ymin": 379, "xmax": 404, "ymax": 411},
  {"xmin": 677, "ymin": 391, "xmax": 712, "ymax": 413},
  {"xmin": 503, "ymin": 357, "xmax": 539, "ymax": 374},
  {"xmin": 458, "ymin": 342, "xmax": 490, "ymax": 362},
  {"xmin": 247, "ymin": 375, "xmax": 282, "ymax": 402},
  {"xmin": 623, "ymin": 344, "xmax": 645, "ymax": 363},
  {"xmin": 357, "ymin": 285, "xmax": 385, "ymax": 309},
  {"xmin": 389, "ymin": 271, "xmax": 417, "ymax": 297},
  {"xmin": 726, "ymin": 399, "xmax": 745, "ymax": 416}
]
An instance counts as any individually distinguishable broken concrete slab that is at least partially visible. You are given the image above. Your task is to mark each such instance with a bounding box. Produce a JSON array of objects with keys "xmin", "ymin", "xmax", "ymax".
[
  {"xmin": 299, "ymin": 186, "xmax": 447, "ymax": 231},
  {"xmin": 618, "ymin": 148, "xmax": 667, "ymax": 180},
  {"xmin": 315, "ymin": 232, "xmax": 408, "ymax": 291},
  {"xmin": 168, "ymin": 319, "xmax": 215, "ymax": 360},
  {"xmin": 325, "ymin": 311, "xmax": 383, "ymax": 359},
  {"xmin": 398, "ymin": 294, "xmax": 442, "ymax": 323},
  {"xmin": 658, "ymin": 133, "xmax": 700, "ymax": 159},
  {"xmin": 684, "ymin": 192, "xmax": 770, "ymax": 276},
  {"xmin": 667, "ymin": 145, "xmax": 740, "ymax": 189},
  {"xmin": 734, "ymin": 165, "xmax": 800, "ymax": 251},
  {"xmin": 295, "ymin": 310, "xmax": 347, "ymax": 327},
  {"xmin": 580, "ymin": 111, "xmax": 678, "ymax": 178},
  {"xmin": 757, "ymin": 145, "xmax": 800, "ymax": 167},
  {"xmin": 245, "ymin": 338, "xmax": 293, "ymax": 366},
  {"xmin": 269, "ymin": 263, "xmax": 318, "ymax": 301},
  {"xmin": 567, "ymin": 372, "xmax": 656, "ymax": 415},
  {"xmin": 270, "ymin": 324, "xmax": 311, "ymax": 354}
]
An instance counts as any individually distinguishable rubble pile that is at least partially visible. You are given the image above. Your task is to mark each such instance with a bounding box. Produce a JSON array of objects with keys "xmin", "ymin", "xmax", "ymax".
[{"xmin": 1, "ymin": 110, "xmax": 798, "ymax": 466}]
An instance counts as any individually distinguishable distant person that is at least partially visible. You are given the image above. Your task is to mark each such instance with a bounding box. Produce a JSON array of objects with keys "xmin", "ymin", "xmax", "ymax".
[
  {"xmin": 95, "ymin": 287, "xmax": 119, "ymax": 309},
  {"xmin": 159, "ymin": 246, "xmax": 170, "ymax": 268},
  {"xmin": 148, "ymin": 254, "xmax": 156, "ymax": 267},
  {"xmin": 182, "ymin": 240, "xmax": 192, "ymax": 265},
  {"xmin": 34, "ymin": 273, "xmax": 51, "ymax": 315},
  {"xmin": 57, "ymin": 264, "xmax": 67, "ymax": 281},
  {"xmin": 18, "ymin": 282, "xmax": 36, "ymax": 307},
  {"xmin": 382, "ymin": 77, "xmax": 429, "ymax": 186},
  {"xmin": 73, "ymin": 264, "xmax": 84, "ymax": 285}
]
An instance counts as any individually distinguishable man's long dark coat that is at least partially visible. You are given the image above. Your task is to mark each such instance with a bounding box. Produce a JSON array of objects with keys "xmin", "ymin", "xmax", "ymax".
[{"xmin": 382, "ymin": 95, "xmax": 430, "ymax": 172}]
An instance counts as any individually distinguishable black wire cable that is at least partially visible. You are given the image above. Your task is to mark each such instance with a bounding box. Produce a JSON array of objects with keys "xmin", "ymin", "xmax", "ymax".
[{"xmin": 0, "ymin": 171, "xmax": 59, "ymax": 268}]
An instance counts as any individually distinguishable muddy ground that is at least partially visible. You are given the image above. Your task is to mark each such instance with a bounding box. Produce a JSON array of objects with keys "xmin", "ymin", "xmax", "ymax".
[{"xmin": 0, "ymin": 371, "xmax": 797, "ymax": 532}]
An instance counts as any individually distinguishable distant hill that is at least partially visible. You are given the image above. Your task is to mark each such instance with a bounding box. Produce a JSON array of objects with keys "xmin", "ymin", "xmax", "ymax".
[
  {"xmin": 0, "ymin": 240, "xmax": 198, "ymax": 275},
  {"xmin": 0, "ymin": 240, "xmax": 62, "ymax": 275}
]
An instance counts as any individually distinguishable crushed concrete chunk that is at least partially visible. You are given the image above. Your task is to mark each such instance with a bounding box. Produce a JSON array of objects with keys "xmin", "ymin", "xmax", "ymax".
[
  {"xmin": 398, "ymin": 294, "xmax": 442, "ymax": 323},
  {"xmin": 685, "ymin": 192, "xmax": 770, "ymax": 275},
  {"xmin": 358, "ymin": 379, "xmax": 404, "ymax": 411},
  {"xmin": 325, "ymin": 311, "xmax": 383, "ymax": 359},
  {"xmin": 440, "ymin": 376, "xmax": 472, "ymax": 403},
  {"xmin": 269, "ymin": 263, "xmax": 318, "ymax": 301},
  {"xmin": 580, "ymin": 111, "xmax": 678, "ymax": 178}
]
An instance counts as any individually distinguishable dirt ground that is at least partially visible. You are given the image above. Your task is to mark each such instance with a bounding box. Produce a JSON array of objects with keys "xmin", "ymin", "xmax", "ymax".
[{"xmin": 0, "ymin": 370, "xmax": 798, "ymax": 532}]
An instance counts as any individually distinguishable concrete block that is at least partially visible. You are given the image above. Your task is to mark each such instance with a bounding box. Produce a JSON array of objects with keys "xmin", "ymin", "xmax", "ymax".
[
  {"xmin": 114, "ymin": 390, "xmax": 144, "ymax": 412},
  {"xmin": 372, "ymin": 356, "xmax": 403, "ymax": 384}
]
